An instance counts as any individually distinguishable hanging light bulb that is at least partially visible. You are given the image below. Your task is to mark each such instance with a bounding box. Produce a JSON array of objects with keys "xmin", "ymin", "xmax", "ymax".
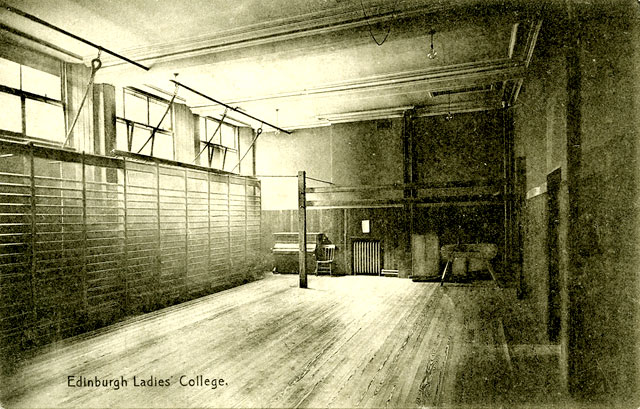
[{"xmin": 427, "ymin": 29, "xmax": 438, "ymax": 59}]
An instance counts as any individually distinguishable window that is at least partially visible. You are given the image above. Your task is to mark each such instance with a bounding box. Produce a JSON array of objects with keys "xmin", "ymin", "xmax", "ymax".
[
  {"xmin": 0, "ymin": 57, "xmax": 64, "ymax": 143},
  {"xmin": 198, "ymin": 116, "xmax": 238, "ymax": 170},
  {"xmin": 115, "ymin": 87, "xmax": 174, "ymax": 160}
]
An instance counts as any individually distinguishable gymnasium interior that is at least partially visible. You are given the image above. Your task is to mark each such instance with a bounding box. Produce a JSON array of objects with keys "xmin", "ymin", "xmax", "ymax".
[{"xmin": 0, "ymin": 0, "xmax": 638, "ymax": 407}]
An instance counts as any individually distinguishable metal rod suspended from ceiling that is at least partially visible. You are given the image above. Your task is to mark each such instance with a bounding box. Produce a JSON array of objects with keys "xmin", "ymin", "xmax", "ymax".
[
  {"xmin": 170, "ymin": 80, "xmax": 292, "ymax": 135},
  {"xmin": 1, "ymin": 2, "xmax": 150, "ymax": 71}
]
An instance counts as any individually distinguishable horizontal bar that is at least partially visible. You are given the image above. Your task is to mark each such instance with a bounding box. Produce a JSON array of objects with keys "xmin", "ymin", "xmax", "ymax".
[
  {"xmin": 0, "ymin": 181, "xmax": 30, "ymax": 188},
  {"xmin": 113, "ymin": 150, "xmax": 258, "ymax": 179},
  {"xmin": 306, "ymin": 179, "xmax": 504, "ymax": 193},
  {"xmin": 415, "ymin": 201, "xmax": 505, "ymax": 208},
  {"xmin": 307, "ymin": 196, "xmax": 503, "ymax": 207},
  {"xmin": 2, "ymin": 3, "xmax": 149, "ymax": 71},
  {"xmin": 0, "ymin": 139, "xmax": 124, "ymax": 169}
]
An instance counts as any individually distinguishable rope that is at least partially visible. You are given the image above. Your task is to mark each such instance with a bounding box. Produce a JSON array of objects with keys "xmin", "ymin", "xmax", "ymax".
[
  {"xmin": 306, "ymin": 176, "xmax": 335, "ymax": 185},
  {"xmin": 137, "ymin": 79, "xmax": 180, "ymax": 154},
  {"xmin": 62, "ymin": 50, "xmax": 102, "ymax": 148},
  {"xmin": 254, "ymin": 174, "xmax": 334, "ymax": 185},
  {"xmin": 360, "ymin": 0, "xmax": 394, "ymax": 46},
  {"xmin": 193, "ymin": 108, "xmax": 229, "ymax": 163},
  {"xmin": 232, "ymin": 127, "xmax": 262, "ymax": 172}
]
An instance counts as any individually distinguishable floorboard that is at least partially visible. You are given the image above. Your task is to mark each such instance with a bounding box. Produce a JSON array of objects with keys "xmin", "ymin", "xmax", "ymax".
[{"xmin": 0, "ymin": 274, "xmax": 568, "ymax": 408}]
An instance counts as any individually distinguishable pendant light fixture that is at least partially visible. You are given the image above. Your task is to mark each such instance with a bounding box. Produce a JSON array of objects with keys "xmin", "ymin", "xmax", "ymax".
[{"xmin": 427, "ymin": 29, "xmax": 438, "ymax": 59}]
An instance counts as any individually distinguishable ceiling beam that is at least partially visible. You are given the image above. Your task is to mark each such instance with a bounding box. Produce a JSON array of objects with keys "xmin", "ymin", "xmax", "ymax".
[
  {"xmin": 190, "ymin": 59, "xmax": 524, "ymax": 109},
  {"xmin": 312, "ymin": 97, "xmax": 503, "ymax": 126},
  {"xmin": 317, "ymin": 106, "xmax": 414, "ymax": 124},
  {"xmin": 0, "ymin": 23, "xmax": 83, "ymax": 61},
  {"xmin": 1, "ymin": 2, "xmax": 150, "ymax": 70}
]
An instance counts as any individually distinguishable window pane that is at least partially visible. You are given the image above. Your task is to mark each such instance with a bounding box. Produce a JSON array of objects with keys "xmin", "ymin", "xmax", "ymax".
[
  {"xmin": 115, "ymin": 87, "xmax": 124, "ymax": 118},
  {"xmin": 0, "ymin": 92, "xmax": 22, "ymax": 133},
  {"xmin": 221, "ymin": 123, "xmax": 235, "ymax": 148},
  {"xmin": 223, "ymin": 150, "xmax": 238, "ymax": 173},
  {"xmin": 0, "ymin": 58, "xmax": 20, "ymax": 89},
  {"xmin": 124, "ymin": 91, "xmax": 148, "ymax": 124},
  {"xmin": 131, "ymin": 126, "xmax": 152, "ymax": 155},
  {"xmin": 200, "ymin": 144, "xmax": 225, "ymax": 169},
  {"xmin": 116, "ymin": 121, "xmax": 129, "ymax": 151},
  {"xmin": 149, "ymin": 99, "xmax": 171, "ymax": 130},
  {"xmin": 153, "ymin": 132, "xmax": 174, "ymax": 160},
  {"xmin": 197, "ymin": 142, "xmax": 207, "ymax": 167},
  {"xmin": 22, "ymin": 65, "xmax": 61, "ymax": 100},
  {"xmin": 212, "ymin": 146, "xmax": 225, "ymax": 169},
  {"xmin": 206, "ymin": 119, "xmax": 221, "ymax": 145},
  {"xmin": 199, "ymin": 117, "xmax": 207, "ymax": 142},
  {"xmin": 25, "ymin": 100, "xmax": 64, "ymax": 141}
]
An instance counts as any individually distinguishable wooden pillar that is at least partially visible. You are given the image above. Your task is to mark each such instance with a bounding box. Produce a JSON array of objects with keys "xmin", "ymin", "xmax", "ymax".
[
  {"xmin": 184, "ymin": 169, "xmax": 189, "ymax": 296},
  {"xmin": 122, "ymin": 159, "xmax": 129, "ymax": 312},
  {"xmin": 343, "ymin": 208, "xmax": 349, "ymax": 275},
  {"xmin": 207, "ymin": 172, "xmax": 211, "ymax": 278},
  {"xmin": 514, "ymin": 156, "xmax": 527, "ymax": 299},
  {"xmin": 80, "ymin": 153, "xmax": 88, "ymax": 315},
  {"xmin": 298, "ymin": 171, "xmax": 307, "ymax": 288},
  {"xmin": 403, "ymin": 110, "xmax": 415, "ymax": 277},
  {"xmin": 503, "ymin": 108, "xmax": 515, "ymax": 284},
  {"xmin": 155, "ymin": 163, "xmax": 162, "ymax": 301},
  {"xmin": 244, "ymin": 178, "xmax": 248, "ymax": 260},
  {"xmin": 566, "ymin": 15, "xmax": 583, "ymax": 398},
  {"xmin": 227, "ymin": 176, "xmax": 232, "ymax": 274},
  {"xmin": 29, "ymin": 144, "xmax": 37, "ymax": 320}
]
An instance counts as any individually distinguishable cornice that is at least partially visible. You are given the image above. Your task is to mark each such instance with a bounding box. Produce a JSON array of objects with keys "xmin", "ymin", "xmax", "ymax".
[{"xmin": 93, "ymin": 0, "xmax": 478, "ymax": 67}]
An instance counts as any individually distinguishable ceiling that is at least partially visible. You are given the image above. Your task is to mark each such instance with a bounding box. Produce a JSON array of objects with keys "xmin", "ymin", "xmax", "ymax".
[{"xmin": 0, "ymin": 0, "xmax": 543, "ymax": 130}]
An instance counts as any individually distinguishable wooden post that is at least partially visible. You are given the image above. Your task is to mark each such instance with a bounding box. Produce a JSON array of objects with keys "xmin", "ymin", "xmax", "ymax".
[
  {"xmin": 565, "ymin": 21, "xmax": 582, "ymax": 396},
  {"xmin": 227, "ymin": 176, "xmax": 232, "ymax": 275},
  {"xmin": 122, "ymin": 159, "xmax": 129, "ymax": 312},
  {"xmin": 343, "ymin": 208, "xmax": 349, "ymax": 275},
  {"xmin": 298, "ymin": 171, "xmax": 307, "ymax": 288},
  {"xmin": 207, "ymin": 172, "xmax": 211, "ymax": 279},
  {"xmin": 403, "ymin": 110, "xmax": 415, "ymax": 278},
  {"xmin": 244, "ymin": 178, "xmax": 248, "ymax": 260},
  {"xmin": 29, "ymin": 144, "xmax": 37, "ymax": 319},
  {"xmin": 184, "ymin": 169, "xmax": 189, "ymax": 297},
  {"xmin": 81, "ymin": 153, "xmax": 88, "ymax": 314},
  {"xmin": 156, "ymin": 163, "xmax": 162, "ymax": 301}
]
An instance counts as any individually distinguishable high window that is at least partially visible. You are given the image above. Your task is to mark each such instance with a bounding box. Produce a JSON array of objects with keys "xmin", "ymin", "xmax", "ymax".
[
  {"xmin": 0, "ymin": 57, "xmax": 65, "ymax": 143},
  {"xmin": 115, "ymin": 87, "xmax": 174, "ymax": 160},
  {"xmin": 198, "ymin": 116, "xmax": 238, "ymax": 170}
]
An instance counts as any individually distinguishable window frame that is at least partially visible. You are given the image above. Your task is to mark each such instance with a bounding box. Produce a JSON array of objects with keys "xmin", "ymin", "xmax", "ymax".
[
  {"xmin": 0, "ymin": 56, "xmax": 65, "ymax": 145},
  {"xmin": 198, "ymin": 115, "xmax": 238, "ymax": 170},
  {"xmin": 115, "ymin": 86, "xmax": 175, "ymax": 160}
]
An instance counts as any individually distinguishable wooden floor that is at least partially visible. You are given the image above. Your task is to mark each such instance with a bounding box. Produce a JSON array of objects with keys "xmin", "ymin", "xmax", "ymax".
[{"xmin": 1, "ymin": 274, "xmax": 569, "ymax": 408}]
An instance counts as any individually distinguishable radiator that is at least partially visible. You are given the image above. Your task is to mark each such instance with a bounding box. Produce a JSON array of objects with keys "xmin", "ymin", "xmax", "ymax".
[{"xmin": 353, "ymin": 240, "xmax": 382, "ymax": 275}]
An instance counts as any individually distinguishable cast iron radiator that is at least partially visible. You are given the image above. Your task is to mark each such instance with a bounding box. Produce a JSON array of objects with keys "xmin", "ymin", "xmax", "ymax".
[{"xmin": 352, "ymin": 240, "xmax": 381, "ymax": 275}]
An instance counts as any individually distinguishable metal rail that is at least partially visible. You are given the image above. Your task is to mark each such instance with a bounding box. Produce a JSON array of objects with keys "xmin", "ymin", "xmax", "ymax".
[
  {"xmin": 2, "ymin": 3, "xmax": 150, "ymax": 71},
  {"xmin": 170, "ymin": 80, "xmax": 291, "ymax": 135}
]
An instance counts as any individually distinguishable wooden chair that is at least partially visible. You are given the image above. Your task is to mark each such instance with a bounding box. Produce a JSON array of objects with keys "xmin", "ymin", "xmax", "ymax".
[{"xmin": 315, "ymin": 245, "xmax": 336, "ymax": 276}]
